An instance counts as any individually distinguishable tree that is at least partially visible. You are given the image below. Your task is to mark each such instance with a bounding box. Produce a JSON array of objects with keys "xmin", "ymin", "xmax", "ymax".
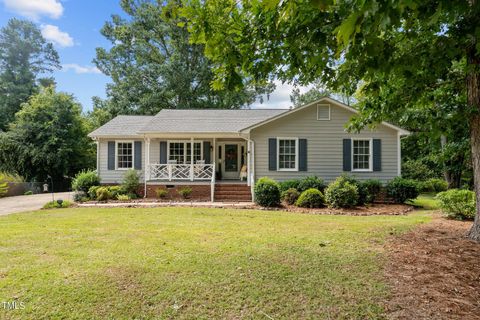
[
  {"xmin": 0, "ymin": 87, "xmax": 95, "ymax": 188},
  {"xmin": 290, "ymin": 79, "xmax": 354, "ymax": 108},
  {"xmin": 93, "ymin": 0, "xmax": 273, "ymax": 121},
  {"xmin": 0, "ymin": 18, "xmax": 60, "ymax": 130},
  {"xmin": 182, "ymin": 1, "xmax": 480, "ymax": 241}
]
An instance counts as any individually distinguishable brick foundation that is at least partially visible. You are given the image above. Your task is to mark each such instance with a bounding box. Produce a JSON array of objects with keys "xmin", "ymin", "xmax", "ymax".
[{"xmin": 141, "ymin": 184, "xmax": 211, "ymax": 201}]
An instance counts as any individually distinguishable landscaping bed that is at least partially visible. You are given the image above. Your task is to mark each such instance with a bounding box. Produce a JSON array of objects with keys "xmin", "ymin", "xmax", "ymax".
[
  {"xmin": 383, "ymin": 215, "xmax": 480, "ymax": 319},
  {"xmin": 281, "ymin": 203, "xmax": 414, "ymax": 216}
]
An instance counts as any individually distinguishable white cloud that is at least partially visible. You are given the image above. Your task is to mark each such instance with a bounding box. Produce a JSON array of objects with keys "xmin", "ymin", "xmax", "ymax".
[
  {"xmin": 41, "ymin": 25, "xmax": 74, "ymax": 47},
  {"xmin": 250, "ymin": 80, "xmax": 313, "ymax": 109},
  {"xmin": 3, "ymin": 0, "xmax": 63, "ymax": 20},
  {"xmin": 62, "ymin": 64, "xmax": 102, "ymax": 74}
]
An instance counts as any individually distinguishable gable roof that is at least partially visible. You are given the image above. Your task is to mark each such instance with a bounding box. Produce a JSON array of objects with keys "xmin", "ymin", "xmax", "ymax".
[
  {"xmin": 88, "ymin": 115, "xmax": 154, "ymax": 138},
  {"xmin": 240, "ymin": 97, "xmax": 410, "ymax": 135},
  {"xmin": 137, "ymin": 109, "xmax": 287, "ymax": 134}
]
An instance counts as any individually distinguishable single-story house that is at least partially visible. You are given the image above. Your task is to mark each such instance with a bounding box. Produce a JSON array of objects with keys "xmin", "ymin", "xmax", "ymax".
[{"xmin": 88, "ymin": 97, "xmax": 409, "ymax": 201}]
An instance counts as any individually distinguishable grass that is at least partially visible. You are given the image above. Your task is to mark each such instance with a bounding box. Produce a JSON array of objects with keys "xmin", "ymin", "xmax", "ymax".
[
  {"xmin": 0, "ymin": 207, "xmax": 431, "ymax": 319},
  {"xmin": 408, "ymin": 192, "xmax": 441, "ymax": 210}
]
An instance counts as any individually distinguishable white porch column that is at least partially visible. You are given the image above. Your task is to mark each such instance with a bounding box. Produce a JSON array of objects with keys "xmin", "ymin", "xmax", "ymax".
[
  {"xmin": 190, "ymin": 137, "xmax": 194, "ymax": 181},
  {"xmin": 144, "ymin": 137, "xmax": 150, "ymax": 198},
  {"xmin": 250, "ymin": 140, "xmax": 255, "ymax": 202},
  {"xmin": 247, "ymin": 139, "xmax": 251, "ymax": 186},
  {"xmin": 95, "ymin": 139, "xmax": 100, "ymax": 176}
]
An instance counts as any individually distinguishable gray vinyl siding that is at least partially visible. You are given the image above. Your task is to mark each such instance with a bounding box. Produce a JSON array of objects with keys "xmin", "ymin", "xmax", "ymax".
[
  {"xmin": 98, "ymin": 139, "xmax": 145, "ymax": 184},
  {"xmin": 250, "ymin": 103, "xmax": 399, "ymax": 184}
]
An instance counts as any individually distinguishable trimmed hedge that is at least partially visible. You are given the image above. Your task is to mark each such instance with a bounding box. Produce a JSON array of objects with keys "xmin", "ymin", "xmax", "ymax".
[
  {"xmin": 418, "ymin": 178, "xmax": 448, "ymax": 193},
  {"xmin": 72, "ymin": 170, "xmax": 100, "ymax": 193},
  {"xmin": 324, "ymin": 177, "xmax": 359, "ymax": 208},
  {"xmin": 386, "ymin": 177, "xmax": 419, "ymax": 203},
  {"xmin": 254, "ymin": 177, "xmax": 281, "ymax": 207},
  {"xmin": 295, "ymin": 188, "xmax": 325, "ymax": 208},
  {"xmin": 278, "ymin": 179, "xmax": 301, "ymax": 192},
  {"xmin": 281, "ymin": 188, "xmax": 300, "ymax": 205},
  {"xmin": 436, "ymin": 189, "xmax": 476, "ymax": 220},
  {"xmin": 297, "ymin": 176, "xmax": 325, "ymax": 192}
]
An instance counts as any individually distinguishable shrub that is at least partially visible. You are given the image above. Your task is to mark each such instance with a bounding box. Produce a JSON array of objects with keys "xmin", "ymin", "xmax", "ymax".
[
  {"xmin": 361, "ymin": 179, "xmax": 383, "ymax": 204},
  {"xmin": 325, "ymin": 177, "xmax": 359, "ymax": 208},
  {"xmin": 278, "ymin": 179, "xmax": 301, "ymax": 192},
  {"xmin": 0, "ymin": 181, "xmax": 7, "ymax": 197},
  {"xmin": 386, "ymin": 177, "xmax": 419, "ymax": 203},
  {"xmin": 295, "ymin": 188, "xmax": 325, "ymax": 208},
  {"xmin": 96, "ymin": 187, "xmax": 112, "ymax": 201},
  {"xmin": 122, "ymin": 169, "xmax": 140, "ymax": 195},
  {"xmin": 108, "ymin": 186, "xmax": 126, "ymax": 199},
  {"xmin": 72, "ymin": 170, "xmax": 100, "ymax": 193},
  {"xmin": 128, "ymin": 193, "xmax": 138, "ymax": 200},
  {"xmin": 156, "ymin": 188, "xmax": 168, "ymax": 199},
  {"xmin": 43, "ymin": 200, "xmax": 72, "ymax": 209},
  {"xmin": 281, "ymin": 188, "xmax": 300, "ymax": 205},
  {"xmin": 24, "ymin": 190, "xmax": 33, "ymax": 195},
  {"xmin": 117, "ymin": 194, "xmax": 131, "ymax": 201},
  {"xmin": 401, "ymin": 159, "xmax": 436, "ymax": 180},
  {"xmin": 254, "ymin": 177, "xmax": 281, "ymax": 207},
  {"xmin": 298, "ymin": 176, "xmax": 326, "ymax": 192},
  {"xmin": 436, "ymin": 189, "xmax": 476, "ymax": 220},
  {"xmin": 88, "ymin": 186, "xmax": 101, "ymax": 200},
  {"xmin": 418, "ymin": 178, "xmax": 448, "ymax": 193},
  {"xmin": 73, "ymin": 191, "xmax": 86, "ymax": 202},
  {"xmin": 177, "ymin": 187, "xmax": 193, "ymax": 199}
]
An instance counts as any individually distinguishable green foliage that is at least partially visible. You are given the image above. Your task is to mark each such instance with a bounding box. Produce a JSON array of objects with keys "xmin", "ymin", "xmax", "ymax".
[
  {"xmin": 436, "ymin": 189, "xmax": 476, "ymax": 220},
  {"xmin": 24, "ymin": 190, "xmax": 33, "ymax": 195},
  {"xmin": 281, "ymin": 188, "xmax": 300, "ymax": 205},
  {"xmin": 177, "ymin": 187, "xmax": 193, "ymax": 199},
  {"xmin": 108, "ymin": 186, "xmax": 126, "ymax": 199},
  {"xmin": 43, "ymin": 200, "xmax": 72, "ymax": 209},
  {"xmin": 278, "ymin": 179, "xmax": 301, "ymax": 193},
  {"xmin": 0, "ymin": 181, "xmax": 7, "ymax": 197},
  {"xmin": 156, "ymin": 188, "xmax": 168, "ymax": 199},
  {"xmin": 386, "ymin": 177, "xmax": 419, "ymax": 204},
  {"xmin": 297, "ymin": 176, "xmax": 325, "ymax": 193},
  {"xmin": 0, "ymin": 87, "xmax": 96, "ymax": 184},
  {"xmin": 418, "ymin": 178, "xmax": 448, "ymax": 193},
  {"xmin": 128, "ymin": 193, "xmax": 138, "ymax": 200},
  {"xmin": 254, "ymin": 177, "xmax": 281, "ymax": 207},
  {"xmin": 72, "ymin": 170, "xmax": 100, "ymax": 193},
  {"xmin": 117, "ymin": 194, "xmax": 131, "ymax": 201},
  {"xmin": 122, "ymin": 169, "xmax": 140, "ymax": 195},
  {"xmin": 0, "ymin": 18, "xmax": 60, "ymax": 130},
  {"xmin": 96, "ymin": 187, "xmax": 112, "ymax": 201},
  {"xmin": 295, "ymin": 188, "xmax": 325, "ymax": 208},
  {"xmin": 401, "ymin": 159, "xmax": 437, "ymax": 181},
  {"xmin": 325, "ymin": 178, "xmax": 359, "ymax": 208},
  {"xmin": 88, "ymin": 186, "xmax": 101, "ymax": 200},
  {"xmin": 361, "ymin": 179, "xmax": 383, "ymax": 204}
]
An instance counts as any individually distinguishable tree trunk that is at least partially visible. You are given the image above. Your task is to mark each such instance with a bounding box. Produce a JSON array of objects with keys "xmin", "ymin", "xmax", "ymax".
[{"xmin": 467, "ymin": 46, "xmax": 480, "ymax": 241}]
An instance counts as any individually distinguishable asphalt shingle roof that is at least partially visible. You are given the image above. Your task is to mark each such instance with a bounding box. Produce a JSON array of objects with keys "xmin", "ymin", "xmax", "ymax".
[
  {"xmin": 88, "ymin": 115, "xmax": 154, "ymax": 137},
  {"xmin": 138, "ymin": 109, "xmax": 288, "ymax": 133}
]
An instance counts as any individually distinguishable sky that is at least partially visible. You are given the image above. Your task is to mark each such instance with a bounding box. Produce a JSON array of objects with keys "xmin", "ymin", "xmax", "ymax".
[{"xmin": 0, "ymin": 0, "xmax": 311, "ymax": 112}]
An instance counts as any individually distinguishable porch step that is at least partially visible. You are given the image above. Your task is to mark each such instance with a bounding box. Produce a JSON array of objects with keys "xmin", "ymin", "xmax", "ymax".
[{"xmin": 214, "ymin": 184, "xmax": 252, "ymax": 201}]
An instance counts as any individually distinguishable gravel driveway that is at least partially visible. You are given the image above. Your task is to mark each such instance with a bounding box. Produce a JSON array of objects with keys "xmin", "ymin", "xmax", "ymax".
[{"xmin": 0, "ymin": 192, "xmax": 74, "ymax": 216}]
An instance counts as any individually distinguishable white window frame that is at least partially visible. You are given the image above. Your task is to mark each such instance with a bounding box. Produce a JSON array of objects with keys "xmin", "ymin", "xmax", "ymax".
[
  {"xmin": 351, "ymin": 138, "xmax": 373, "ymax": 172},
  {"xmin": 277, "ymin": 137, "xmax": 299, "ymax": 171},
  {"xmin": 115, "ymin": 140, "xmax": 135, "ymax": 170},
  {"xmin": 317, "ymin": 104, "xmax": 331, "ymax": 121},
  {"xmin": 166, "ymin": 140, "xmax": 203, "ymax": 164}
]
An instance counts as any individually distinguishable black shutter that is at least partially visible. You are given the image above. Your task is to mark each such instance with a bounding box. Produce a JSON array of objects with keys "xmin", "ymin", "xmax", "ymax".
[
  {"xmin": 107, "ymin": 141, "xmax": 115, "ymax": 170},
  {"xmin": 268, "ymin": 138, "xmax": 277, "ymax": 171},
  {"xmin": 203, "ymin": 141, "xmax": 211, "ymax": 164},
  {"xmin": 160, "ymin": 141, "xmax": 167, "ymax": 164},
  {"xmin": 134, "ymin": 141, "xmax": 142, "ymax": 170},
  {"xmin": 299, "ymin": 139, "xmax": 307, "ymax": 171},
  {"xmin": 343, "ymin": 139, "xmax": 352, "ymax": 171},
  {"xmin": 373, "ymin": 139, "xmax": 382, "ymax": 171}
]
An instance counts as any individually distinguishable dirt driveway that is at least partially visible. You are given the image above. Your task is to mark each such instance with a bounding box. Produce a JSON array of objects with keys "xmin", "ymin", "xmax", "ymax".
[{"xmin": 0, "ymin": 192, "xmax": 74, "ymax": 216}]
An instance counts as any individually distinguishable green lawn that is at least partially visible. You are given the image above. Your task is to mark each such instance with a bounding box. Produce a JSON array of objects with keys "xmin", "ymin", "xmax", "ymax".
[
  {"xmin": 409, "ymin": 193, "xmax": 441, "ymax": 210},
  {"xmin": 0, "ymin": 207, "xmax": 430, "ymax": 319}
]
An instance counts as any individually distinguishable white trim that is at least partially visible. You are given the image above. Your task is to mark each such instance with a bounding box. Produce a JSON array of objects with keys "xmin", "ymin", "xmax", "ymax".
[
  {"xmin": 115, "ymin": 140, "xmax": 135, "ymax": 170},
  {"xmin": 397, "ymin": 132, "xmax": 402, "ymax": 176},
  {"xmin": 351, "ymin": 138, "xmax": 373, "ymax": 172},
  {"xmin": 241, "ymin": 97, "xmax": 410, "ymax": 135},
  {"xmin": 317, "ymin": 103, "xmax": 331, "ymax": 120},
  {"xmin": 277, "ymin": 137, "xmax": 299, "ymax": 171},
  {"xmin": 166, "ymin": 140, "xmax": 204, "ymax": 164}
]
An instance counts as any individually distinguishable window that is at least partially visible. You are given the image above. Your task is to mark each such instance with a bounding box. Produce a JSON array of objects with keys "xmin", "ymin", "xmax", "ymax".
[
  {"xmin": 168, "ymin": 141, "xmax": 202, "ymax": 164},
  {"xmin": 317, "ymin": 104, "xmax": 331, "ymax": 120},
  {"xmin": 352, "ymin": 139, "xmax": 372, "ymax": 171},
  {"xmin": 278, "ymin": 138, "xmax": 298, "ymax": 170},
  {"xmin": 117, "ymin": 142, "xmax": 133, "ymax": 169}
]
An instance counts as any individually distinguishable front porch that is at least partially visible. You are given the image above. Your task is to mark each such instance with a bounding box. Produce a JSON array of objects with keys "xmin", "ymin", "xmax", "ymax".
[{"xmin": 143, "ymin": 136, "xmax": 255, "ymax": 201}]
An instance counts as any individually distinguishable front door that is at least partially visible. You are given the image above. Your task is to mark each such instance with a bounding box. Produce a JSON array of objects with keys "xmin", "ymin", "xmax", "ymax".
[{"xmin": 222, "ymin": 143, "xmax": 239, "ymax": 179}]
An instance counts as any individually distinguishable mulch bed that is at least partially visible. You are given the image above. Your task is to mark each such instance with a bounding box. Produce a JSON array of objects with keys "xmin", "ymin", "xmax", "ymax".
[
  {"xmin": 384, "ymin": 215, "xmax": 480, "ymax": 319},
  {"xmin": 280, "ymin": 203, "xmax": 413, "ymax": 216}
]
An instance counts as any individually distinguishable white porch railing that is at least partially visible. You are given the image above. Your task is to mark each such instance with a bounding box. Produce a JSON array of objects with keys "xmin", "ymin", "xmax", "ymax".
[{"xmin": 148, "ymin": 163, "xmax": 215, "ymax": 181}]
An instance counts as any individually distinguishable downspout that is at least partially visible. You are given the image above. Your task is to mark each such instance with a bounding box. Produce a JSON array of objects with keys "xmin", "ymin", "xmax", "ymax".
[{"xmin": 251, "ymin": 138, "xmax": 255, "ymax": 202}]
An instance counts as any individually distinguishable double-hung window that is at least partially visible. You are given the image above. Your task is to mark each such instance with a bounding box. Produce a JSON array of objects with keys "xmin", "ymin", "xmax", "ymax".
[
  {"xmin": 352, "ymin": 139, "xmax": 372, "ymax": 171},
  {"xmin": 168, "ymin": 141, "xmax": 202, "ymax": 164},
  {"xmin": 278, "ymin": 138, "xmax": 298, "ymax": 171},
  {"xmin": 117, "ymin": 142, "xmax": 133, "ymax": 169}
]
